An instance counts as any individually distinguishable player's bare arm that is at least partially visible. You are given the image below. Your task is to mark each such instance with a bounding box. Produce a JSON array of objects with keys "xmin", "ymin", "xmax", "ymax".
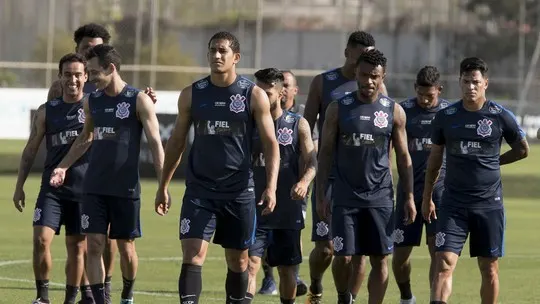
[
  {"xmin": 291, "ymin": 117, "xmax": 317, "ymax": 200},
  {"xmin": 392, "ymin": 102, "xmax": 417, "ymax": 225},
  {"xmin": 13, "ymin": 104, "xmax": 46, "ymax": 212},
  {"xmin": 303, "ymin": 74, "xmax": 323, "ymax": 133},
  {"xmin": 49, "ymin": 98, "xmax": 94, "ymax": 187},
  {"xmin": 155, "ymin": 86, "xmax": 192, "ymax": 215},
  {"xmin": 47, "ymin": 80, "xmax": 62, "ymax": 101},
  {"xmin": 251, "ymin": 85, "xmax": 280, "ymax": 215},
  {"xmin": 500, "ymin": 138, "xmax": 529, "ymax": 165},
  {"xmin": 137, "ymin": 92, "xmax": 165, "ymax": 181},
  {"xmin": 315, "ymin": 101, "xmax": 338, "ymax": 221},
  {"xmin": 422, "ymin": 144, "xmax": 444, "ymax": 222}
]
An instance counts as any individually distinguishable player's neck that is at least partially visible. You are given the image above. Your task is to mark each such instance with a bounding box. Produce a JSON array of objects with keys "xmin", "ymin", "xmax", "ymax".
[
  {"xmin": 62, "ymin": 93, "xmax": 84, "ymax": 103},
  {"xmin": 462, "ymin": 97, "xmax": 487, "ymax": 112},
  {"xmin": 104, "ymin": 75, "xmax": 127, "ymax": 97},
  {"xmin": 340, "ymin": 65, "xmax": 355, "ymax": 80},
  {"xmin": 356, "ymin": 91, "xmax": 378, "ymax": 104},
  {"xmin": 210, "ymin": 71, "xmax": 237, "ymax": 87},
  {"xmin": 271, "ymin": 106, "xmax": 283, "ymax": 120}
]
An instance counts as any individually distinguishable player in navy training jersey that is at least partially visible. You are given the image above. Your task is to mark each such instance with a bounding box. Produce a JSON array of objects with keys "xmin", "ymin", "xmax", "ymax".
[
  {"xmin": 154, "ymin": 32, "xmax": 280, "ymax": 304},
  {"xmin": 422, "ymin": 57, "xmax": 529, "ymax": 304},
  {"xmin": 246, "ymin": 68, "xmax": 317, "ymax": 304},
  {"xmin": 391, "ymin": 66, "xmax": 450, "ymax": 304},
  {"xmin": 302, "ymin": 31, "xmax": 384, "ymax": 303},
  {"xmin": 50, "ymin": 45, "xmax": 165, "ymax": 304},
  {"xmin": 13, "ymin": 53, "xmax": 92, "ymax": 304},
  {"xmin": 317, "ymin": 49, "xmax": 416, "ymax": 304}
]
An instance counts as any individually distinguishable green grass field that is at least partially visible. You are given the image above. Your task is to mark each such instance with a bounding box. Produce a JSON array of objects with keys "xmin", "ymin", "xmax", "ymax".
[{"xmin": 0, "ymin": 140, "xmax": 539, "ymax": 303}]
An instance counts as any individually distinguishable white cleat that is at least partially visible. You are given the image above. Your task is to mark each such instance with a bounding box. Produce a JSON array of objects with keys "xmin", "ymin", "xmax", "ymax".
[{"xmin": 399, "ymin": 295, "xmax": 416, "ymax": 304}]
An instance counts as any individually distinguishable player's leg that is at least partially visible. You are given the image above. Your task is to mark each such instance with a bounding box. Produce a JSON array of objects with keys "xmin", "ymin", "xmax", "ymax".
[
  {"xmin": 306, "ymin": 182, "xmax": 333, "ymax": 303},
  {"xmin": 32, "ymin": 193, "xmax": 61, "ymax": 303},
  {"xmin": 470, "ymin": 208, "xmax": 505, "ymax": 304},
  {"xmin": 330, "ymin": 206, "xmax": 356, "ymax": 304},
  {"xmin": 103, "ymin": 234, "xmax": 117, "ymax": 304},
  {"xmin": 258, "ymin": 251, "xmax": 277, "ymax": 295},
  {"xmin": 215, "ymin": 197, "xmax": 257, "ymax": 304},
  {"xmin": 425, "ymin": 214, "xmax": 438, "ymax": 288},
  {"xmin": 349, "ymin": 253, "xmax": 366, "ymax": 303},
  {"xmin": 109, "ymin": 196, "xmax": 143, "ymax": 303},
  {"xmin": 295, "ymin": 207, "xmax": 308, "ymax": 297},
  {"xmin": 392, "ymin": 192, "xmax": 424, "ymax": 303},
  {"xmin": 269, "ymin": 229, "xmax": 303, "ymax": 304},
  {"xmin": 178, "ymin": 196, "xmax": 217, "ymax": 304},
  {"xmin": 247, "ymin": 229, "xmax": 268, "ymax": 303},
  {"xmin": 430, "ymin": 205, "xmax": 468, "ymax": 303},
  {"xmin": 361, "ymin": 207, "xmax": 394, "ymax": 304},
  {"xmin": 81, "ymin": 194, "xmax": 110, "ymax": 304},
  {"xmin": 63, "ymin": 199, "xmax": 87, "ymax": 304}
]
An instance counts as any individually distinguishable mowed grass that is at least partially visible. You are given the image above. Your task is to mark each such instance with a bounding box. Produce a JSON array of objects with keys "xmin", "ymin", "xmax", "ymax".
[{"xmin": 0, "ymin": 140, "xmax": 539, "ymax": 303}]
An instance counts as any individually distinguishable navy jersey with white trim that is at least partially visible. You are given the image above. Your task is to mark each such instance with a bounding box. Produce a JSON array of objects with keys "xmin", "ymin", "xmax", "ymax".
[
  {"xmin": 431, "ymin": 100, "xmax": 525, "ymax": 209},
  {"xmin": 252, "ymin": 111, "xmax": 303, "ymax": 229},
  {"xmin": 398, "ymin": 98, "xmax": 450, "ymax": 196},
  {"xmin": 84, "ymin": 85, "xmax": 143, "ymax": 199},
  {"xmin": 333, "ymin": 93, "xmax": 395, "ymax": 208},
  {"xmin": 186, "ymin": 76, "xmax": 256, "ymax": 200},
  {"xmin": 41, "ymin": 97, "xmax": 89, "ymax": 201}
]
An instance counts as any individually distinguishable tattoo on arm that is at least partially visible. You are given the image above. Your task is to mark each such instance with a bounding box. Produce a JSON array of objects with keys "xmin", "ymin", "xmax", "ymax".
[
  {"xmin": 16, "ymin": 104, "xmax": 46, "ymax": 188},
  {"xmin": 298, "ymin": 118, "xmax": 317, "ymax": 185}
]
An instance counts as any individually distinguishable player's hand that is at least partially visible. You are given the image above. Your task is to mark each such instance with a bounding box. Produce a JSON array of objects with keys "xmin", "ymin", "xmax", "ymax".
[
  {"xmin": 144, "ymin": 87, "xmax": 158, "ymax": 104},
  {"xmin": 12, "ymin": 187, "xmax": 25, "ymax": 212},
  {"xmin": 290, "ymin": 181, "xmax": 308, "ymax": 200},
  {"xmin": 422, "ymin": 198, "xmax": 437, "ymax": 223},
  {"xmin": 49, "ymin": 168, "xmax": 66, "ymax": 188},
  {"xmin": 155, "ymin": 187, "xmax": 172, "ymax": 216},
  {"xmin": 258, "ymin": 188, "xmax": 276, "ymax": 215},
  {"xmin": 403, "ymin": 198, "xmax": 417, "ymax": 225}
]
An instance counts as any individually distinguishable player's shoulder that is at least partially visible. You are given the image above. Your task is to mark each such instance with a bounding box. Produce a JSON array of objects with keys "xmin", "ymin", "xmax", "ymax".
[
  {"xmin": 124, "ymin": 85, "xmax": 141, "ymax": 99},
  {"xmin": 438, "ymin": 98, "xmax": 452, "ymax": 109},
  {"xmin": 439, "ymin": 100, "xmax": 461, "ymax": 116},
  {"xmin": 46, "ymin": 97, "xmax": 63, "ymax": 108},
  {"xmin": 89, "ymin": 89, "xmax": 104, "ymax": 99},
  {"xmin": 399, "ymin": 97, "xmax": 416, "ymax": 110},
  {"xmin": 192, "ymin": 76, "xmax": 211, "ymax": 90},
  {"xmin": 321, "ymin": 67, "xmax": 341, "ymax": 81},
  {"xmin": 236, "ymin": 75, "xmax": 255, "ymax": 89},
  {"xmin": 485, "ymin": 100, "xmax": 512, "ymax": 116},
  {"xmin": 377, "ymin": 95, "xmax": 394, "ymax": 108},
  {"xmin": 284, "ymin": 110, "xmax": 302, "ymax": 123}
]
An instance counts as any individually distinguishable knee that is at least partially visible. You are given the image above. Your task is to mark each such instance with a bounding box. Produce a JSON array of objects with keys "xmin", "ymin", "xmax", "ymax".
[
  {"xmin": 66, "ymin": 236, "xmax": 86, "ymax": 257},
  {"xmin": 478, "ymin": 259, "xmax": 499, "ymax": 279},
  {"xmin": 86, "ymin": 235, "xmax": 106, "ymax": 256},
  {"xmin": 117, "ymin": 240, "xmax": 137, "ymax": 259},
  {"xmin": 247, "ymin": 257, "xmax": 260, "ymax": 277},
  {"xmin": 369, "ymin": 255, "xmax": 388, "ymax": 271},
  {"xmin": 434, "ymin": 253, "xmax": 456, "ymax": 276},
  {"xmin": 277, "ymin": 265, "xmax": 296, "ymax": 278},
  {"xmin": 226, "ymin": 251, "xmax": 249, "ymax": 272},
  {"xmin": 315, "ymin": 241, "xmax": 333, "ymax": 257},
  {"xmin": 33, "ymin": 234, "xmax": 51, "ymax": 253},
  {"xmin": 335, "ymin": 255, "xmax": 353, "ymax": 266}
]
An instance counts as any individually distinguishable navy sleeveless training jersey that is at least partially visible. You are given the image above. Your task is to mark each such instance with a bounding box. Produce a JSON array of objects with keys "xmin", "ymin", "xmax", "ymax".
[
  {"xmin": 41, "ymin": 97, "xmax": 89, "ymax": 201},
  {"xmin": 253, "ymin": 111, "xmax": 303, "ymax": 230},
  {"xmin": 318, "ymin": 68, "xmax": 356, "ymax": 142},
  {"xmin": 186, "ymin": 75, "xmax": 256, "ymax": 200},
  {"xmin": 334, "ymin": 93, "xmax": 395, "ymax": 208},
  {"xmin": 84, "ymin": 85, "xmax": 143, "ymax": 199},
  {"xmin": 398, "ymin": 98, "xmax": 450, "ymax": 199},
  {"xmin": 83, "ymin": 82, "xmax": 97, "ymax": 94},
  {"xmin": 431, "ymin": 100, "xmax": 525, "ymax": 209}
]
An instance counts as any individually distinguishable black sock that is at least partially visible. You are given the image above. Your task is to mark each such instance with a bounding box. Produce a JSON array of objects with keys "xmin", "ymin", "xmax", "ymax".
[
  {"xmin": 309, "ymin": 278, "xmax": 323, "ymax": 295},
  {"xmin": 90, "ymin": 284, "xmax": 105, "ymax": 304},
  {"xmin": 121, "ymin": 277, "xmax": 136, "ymax": 299},
  {"xmin": 352, "ymin": 294, "xmax": 357, "ymax": 303},
  {"xmin": 262, "ymin": 262, "xmax": 274, "ymax": 281},
  {"xmin": 243, "ymin": 292, "xmax": 254, "ymax": 304},
  {"xmin": 104, "ymin": 276, "xmax": 112, "ymax": 303},
  {"xmin": 80, "ymin": 285, "xmax": 94, "ymax": 301},
  {"xmin": 280, "ymin": 298, "xmax": 296, "ymax": 304},
  {"xmin": 225, "ymin": 268, "xmax": 249, "ymax": 303},
  {"xmin": 179, "ymin": 263, "xmax": 202, "ymax": 304},
  {"xmin": 397, "ymin": 280, "xmax": 413, "ymax": 300},
  {"xmin": 64, "ymin": 285, "xmax": 79, "ymax": 304},
  {"xmin": 337, "ymin": 291, "xmax": 352, "ymax": 304},
  {"xmin": 36, "ymin": 280, "xmax": 50, "ymax": 301},
  {"xmin": 430, "ymin": 302, "xmax": 447, "ymax": 304}
]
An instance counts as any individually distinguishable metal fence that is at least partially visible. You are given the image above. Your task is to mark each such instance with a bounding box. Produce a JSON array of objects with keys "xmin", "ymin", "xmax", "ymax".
[{"xmin": 1, "ymin": 0, "xmax": 540, "ymax": 115}]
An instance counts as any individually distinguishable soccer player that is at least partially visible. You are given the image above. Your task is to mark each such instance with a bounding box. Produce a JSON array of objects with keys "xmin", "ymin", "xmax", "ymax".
[
  {"xmin": 13, "ymin": 53, "xmax": 93, "ymax": 304},
  {"xmin": 256, "ymin": 69, "xmax": 309, "ymax": 297},
  {"xmin": 153, "ymin": 31, "xmax": 280, "ymax": 304},
  {"xmin": 49, "ymin": 44, "xmax": 165, "ymax": 304},
  {"xmin": 302, "ymin": 31, "xmax": 383, "ymax": 303},
  {"xmin": 391, "ymin": 66, "xmax": 450, "ymax": 304},
  {"xmin": 246, "ymin": 68, "xmax": 317, "ymax": 304},
  {"xmin": 317, "ymin": 49, "xmax": 416, "ymax": 304},
  {"xmin": 422, "ymin": 57, "xmax": 529, "ymax": 304}
]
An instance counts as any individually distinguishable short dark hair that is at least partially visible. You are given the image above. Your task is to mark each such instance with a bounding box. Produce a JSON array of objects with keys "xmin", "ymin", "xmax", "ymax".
[
  {"xmin": 208, "ymin": 31, "xmax": 240, "ymax": 53},
  {"xmin": 73, "ymin": 23, "xmax": 111, "ymax": 47},
  {"xmin": 459, "ymin": 57, "xmax": 488, "ymax": 77},
  {"xmin": 85, "ymin": 44, "xmax": 122, "ymax": 71},
  {"xmin": 416, "ymin": 66, "xmax": 441, "ymax": 87},
  {"xmin": 356, "ymin": 49, "xmax": 387, "ymax": 69},
  {"xmin": 254, "ymin": 68, "xmax": 284, "ymax": 86},
  {"xmin": 58, "ymin": 53, "xmax": 87, "ymax": 73},
  {"xmin": 347, "ymin": 31, "xmax": 375, "ymax": 48}
]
